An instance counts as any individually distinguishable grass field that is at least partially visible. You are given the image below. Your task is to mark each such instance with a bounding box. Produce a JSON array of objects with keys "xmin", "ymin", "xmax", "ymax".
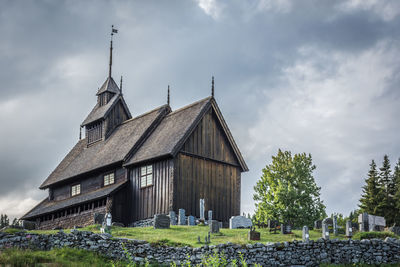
[{"xmin": 25, "ymin": 224, "xmax": 351, "ymax": 247}]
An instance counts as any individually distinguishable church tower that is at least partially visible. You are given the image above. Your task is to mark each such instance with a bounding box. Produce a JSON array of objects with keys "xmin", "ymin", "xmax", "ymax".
[{"xmin": 81, "ymin": 26, "xmax": 131, "ymax": 145}]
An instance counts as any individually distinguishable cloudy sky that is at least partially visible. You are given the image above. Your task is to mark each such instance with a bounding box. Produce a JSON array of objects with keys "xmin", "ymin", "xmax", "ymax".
[{"xmin": 1, "ymin": 0, "xmax": 399, "ymax": 220}]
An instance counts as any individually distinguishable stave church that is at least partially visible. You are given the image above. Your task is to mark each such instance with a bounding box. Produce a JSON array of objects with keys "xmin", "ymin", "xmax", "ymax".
[{"xmin": 21, "ymin": 28, "xmax": 248, "ymax": 229}]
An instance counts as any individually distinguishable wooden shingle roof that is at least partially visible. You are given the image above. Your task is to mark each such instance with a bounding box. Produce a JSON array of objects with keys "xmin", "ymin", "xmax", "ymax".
[
  {"xmin": 22, "ymin": 181, "xmax": 127, "ymax": 220},
  {"xmin": 40, "ymin": 105, "xmax": 169, "ymax": 189},
  {"xmin": 96, "ymin": 77, "xmax": 120, "ymax": 95}
]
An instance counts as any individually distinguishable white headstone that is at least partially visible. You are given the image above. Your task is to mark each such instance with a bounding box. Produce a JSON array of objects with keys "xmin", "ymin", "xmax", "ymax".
[
  {"xmin": 200, "ymin": 199, "xmax": 205, "ymax": 220},
  {"xmin": 229, "ymin": 216, "xmax": 252, "ymax": 229}
]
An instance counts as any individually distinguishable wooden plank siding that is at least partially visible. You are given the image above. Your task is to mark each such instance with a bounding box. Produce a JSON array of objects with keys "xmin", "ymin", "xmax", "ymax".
[
  {"xmin": 128, "ymin": 159, "xmax": 174, "ymax": 222},
  {"xmin": 174, "ymin": 108, "xmax": 242, "ymax": 223}
]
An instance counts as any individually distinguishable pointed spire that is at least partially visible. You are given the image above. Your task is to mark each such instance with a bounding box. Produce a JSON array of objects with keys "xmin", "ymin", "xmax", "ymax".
[
  {"xmin": 211, "ymin": 76, "xmax": 215, "ymax": 98},
  {"xmin": 108, "ymin": 25, "xmax": 118, "ymax": 78},
  {"xmin": 167, "ymin": 85, "xmax": 170, "ymax": 106},
  {"xmin": 120, "ymin": 75, "xmax": 123, "ymax": 94}
]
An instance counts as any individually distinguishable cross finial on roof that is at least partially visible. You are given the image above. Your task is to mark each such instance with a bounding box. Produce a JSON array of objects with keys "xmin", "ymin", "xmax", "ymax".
[
  {"xmin": 211, "ymin": 76, "xmax": 215, "ymax": 98},
  {"xmin": 167, "ymin": 85, "xmax": 170, "ymax": 106},
  {"xmin": 109, "ymin": 25, "xmax": 118, "ymax": 78},
  {"xmin": 120, "ymin": 75, "xmax": 123, "ymax": 94}
]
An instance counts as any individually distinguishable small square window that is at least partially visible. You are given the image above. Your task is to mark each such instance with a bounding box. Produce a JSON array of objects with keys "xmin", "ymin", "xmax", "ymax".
[
  {"xmin": 71, "ymin": 184, "xmax": 81, "ymax": 196},
  {"xmin": 140, "ymin": 165, "xmax": 153, "ymax": 188},
  {"xmin": 104, "ymin": 172, "xmax": 115, "ymax": 186}
]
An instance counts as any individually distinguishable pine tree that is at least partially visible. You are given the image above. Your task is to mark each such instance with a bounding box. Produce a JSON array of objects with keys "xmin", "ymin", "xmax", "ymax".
[
  {"xmin": 393, "ymin": 158, "xmax": 400, "ymax": 224},
  {"xmin": 377, "ymin": 155, "xmax": 396, "ymax": 225},
  {"xmin": 359, "ymin": 160, "xmax": 381, "ymax": 214}
]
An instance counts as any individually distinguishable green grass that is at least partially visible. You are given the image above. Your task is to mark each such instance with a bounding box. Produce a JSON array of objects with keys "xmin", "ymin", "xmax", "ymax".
[
  {"xmin": 27, "ymin": 225, "xmax": 351, "ymax": 247},
  {"xmin": 0, "ymin": 227, "xmax": 26, "ymax": 234},
  {"xmin": 0, "ymin": 247, "xmax": 129, "ymax": 267}
]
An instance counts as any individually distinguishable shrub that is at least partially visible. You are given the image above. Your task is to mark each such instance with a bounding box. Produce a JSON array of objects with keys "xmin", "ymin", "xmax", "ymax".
[{"xmin": 353, "ymin": 231, "xmax": 398, "ymax": 240}]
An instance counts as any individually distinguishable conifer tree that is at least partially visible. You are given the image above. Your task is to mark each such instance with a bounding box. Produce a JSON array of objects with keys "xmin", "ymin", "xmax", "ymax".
[
  {"xmin": 359, "ymin": 160, "xmax": 381, "ymax": 214},
  {"xmin": 377, "ymin": 155, "xmax": 396, "ymax": 225},
  {"xmin": 393, "ymin": 158, "xmax": 400, "ymax": 224}
]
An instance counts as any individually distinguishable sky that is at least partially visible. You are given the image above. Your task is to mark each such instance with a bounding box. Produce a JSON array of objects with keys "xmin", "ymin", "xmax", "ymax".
[{"xmin": 0, "ymin": 0, "xmax": 400, "ymax": 220}]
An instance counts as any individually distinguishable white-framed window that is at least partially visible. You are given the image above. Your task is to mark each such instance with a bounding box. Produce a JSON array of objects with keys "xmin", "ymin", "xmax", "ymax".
[
  {"xmin": 71, "ymin": 184, "xmax": 81, "ymax": 196},
  {"xmin": 104, "ymin": 172, "xmax": 115, "ymax": 186},
  {"xmin": 140, "ymin": 165, "xmax": 153, "ymax": 188}
]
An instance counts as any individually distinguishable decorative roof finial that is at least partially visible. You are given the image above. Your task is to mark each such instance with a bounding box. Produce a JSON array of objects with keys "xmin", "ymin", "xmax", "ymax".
[
  {"xmin": 211, "ymin": 76, "xmax": 215, "ymax": 98},
  {"xmin": 120, "ymin": 75, "xmax": 123, "ymax": 94},
  {"xmin": 167, "ymin": 85, "xmax": 170, "ymax": 106},
  {"xmin": 109, "ymin": 25, "xmax": 118, "ymax": 78}
]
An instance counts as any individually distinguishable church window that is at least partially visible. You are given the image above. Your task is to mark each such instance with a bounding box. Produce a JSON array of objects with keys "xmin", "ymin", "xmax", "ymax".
[
  {"xmin": 140, "ymin": 165, "xmax": 153, "ymax": 188},
  {"xmin": 71, "ymin": 184, "xmax": 81, "ymax": 196},
  {"xmin": 104, "ymin": 172, "xmax": 115, "ymax": 186}
]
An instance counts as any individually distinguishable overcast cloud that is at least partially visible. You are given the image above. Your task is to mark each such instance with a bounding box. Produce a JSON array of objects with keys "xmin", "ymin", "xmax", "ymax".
[{"xmin": 0, "ymin": 0, "xmax": 399, "ymax": 220}]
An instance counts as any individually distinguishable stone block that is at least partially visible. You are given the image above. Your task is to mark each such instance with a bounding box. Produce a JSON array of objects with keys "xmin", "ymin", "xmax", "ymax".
[
  {"xmin": 178, "ymin": 209, "xmax": 186, "ymax": 225},
  {"xmin": 169, "ymin": 211, "xmax": 177, "ymax": 225},
  {"xmin": 154, "ymin": 214, "xmax": 170, "ymax": 229},
  {"xmin": 20, "ymin": 220, "xmax": 36, "ymax": 230},
  {"xmin": 187, "ymin": 215, "xmax": 196, "ymax": 226},
  {"xmin": 209, "ymin": 220, "xmax": 220, "ymax": 233},
  {"xmin": 199, "ymin": 199, "xmax": 205, "ymax": 220},
  {"xmin": 322, "ymin": 221, "xmax": 330, "ymax": 240},
  {"xmin": 229, "ymin": 216, "xmax": 252, "ymax": 229},
  {"xmin": 302, "ymin": 226, "xmax": 309, "ymax": 242},
  {"xmin": 94, "ymin": 213, "xmax": 105, "ymax": 225},
  {"xmin": 208, "ymin": 210, "xmax": 213, "ymax": 222},
  {"xmin": 346, "ymin": 220, "xmax": 353, "ymax": 238},
  {"xmin": 314, "ymin": 220, "xmax": 322, "ymax": 229}
]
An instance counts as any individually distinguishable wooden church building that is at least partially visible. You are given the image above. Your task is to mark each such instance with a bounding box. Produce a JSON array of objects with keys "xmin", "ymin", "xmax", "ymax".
[{"xmin": 21, "ymin": 30, "xmax": 248, "ymax": 230}]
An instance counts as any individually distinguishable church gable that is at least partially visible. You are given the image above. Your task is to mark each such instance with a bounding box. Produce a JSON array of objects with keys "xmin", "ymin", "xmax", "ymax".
[{"xmin": 181, "ymin": 107, "xmax": 240, "ymax": 167}]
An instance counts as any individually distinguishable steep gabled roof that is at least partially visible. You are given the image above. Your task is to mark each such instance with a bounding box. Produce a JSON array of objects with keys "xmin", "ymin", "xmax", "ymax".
[
  {"xmin": 22, "ymin": 181, "xmax": 127, "ymax": 220},
  {"xmin": 124, "ymin": 97, "xmax": 248, "ymax": 172},
  {"xmin": 81, "ymin": 94, "xmax": 132, "ymax": 126},
  {"xmin": 96, "ymin": 77, "xmax": 120, "ymax": 95},
  {"xmin": 40, "ymin": 105, "xmax": 169, "ymax": 189}
]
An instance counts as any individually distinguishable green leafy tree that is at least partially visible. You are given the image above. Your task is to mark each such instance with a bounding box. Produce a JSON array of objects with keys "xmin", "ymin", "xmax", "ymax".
[
  {"xmin": 359, "ymin": 160, "xmax": 382, "ymax": 214},
  {"xmin": 253, "ymin": 150, "xmax": 326, "ymax": 228}
]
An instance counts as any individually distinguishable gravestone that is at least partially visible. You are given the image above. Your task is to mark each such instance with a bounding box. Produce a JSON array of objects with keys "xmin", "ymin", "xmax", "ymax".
[
  {"xmin": 358, "ymin": 212, "xmax": 385, "ymax": 232},
  {"xmin": 209, "ymin": 220, "xmax": 220, "ymax": 233},
  {"xmin": 345, "ymin": 220, "xmax": 353, "ymax": 238},
  {"xmin": 94, "ymin": 213, "xmax": 105, "ymax": 225},
  {"xmin": 187, "ymin": 215, "xmax": 196, "ymax": 226},
  {"xmin": 281, "ymin": 223, "xmax": 291, "ymax": 234},
  {"xmin": 248, "ymin": 226, "xmax": 260, "ymax": 240},
  {"xmin": 322, "ymin": 221, "xmax": 329, "ymax": 240},
  {"xmin": 268, "ymin": 219, "xmax": 279, "ymax": 233},
  {"xmin": 154, "ymin": 214, "xmax": 170, "ymax": 229},
  {"xmin": 169, "ymin": 211, "xmax": 177, "ymax": 225},
  {"xmin": 199, "ymin": 199, "xmax": 205, "ymax": 220},
  {"xmin": 333, "ymin": 215, "xmax": 338, "ymax": 236},
  {"xmin": 302, "ymin": 226, "xmax": 309, "ymax": 242},
  {"xmin": 178, "ymin": 209, "xmax": 186, "ymax": 225},
  {"xmin": 219, "ymin": 222, "xmax": 223, "ymax": 229},
  {"xmin": 229, "ymin": 216, "xmax": 252, "ymax": 229},
  {"xmin": 314, "ymin": 220, "xmax": 322, "ymax": 229},
  {"xmin": 208, "ymin": 210, "xmax": 213, "ymax": 222}
]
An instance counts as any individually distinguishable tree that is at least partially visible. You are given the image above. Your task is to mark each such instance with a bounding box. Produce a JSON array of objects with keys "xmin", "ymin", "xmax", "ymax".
[
  {"xmin": 359, "ymin": 160, "xmax": 381, "ymax": 214},
  {"xmin": 377, "ymin": 155, "xmax": 396, "ymax": 225},
  {"xmin": 0, "ymin": 214, "xmax": 9, "ymax": 228},
  {"xmin": 393, "ymin": 158, "xmax": 400, "ymax": 224},
  {"xmin": 253, "ymin": 150, "xmax": 326, "ymax": 228}
]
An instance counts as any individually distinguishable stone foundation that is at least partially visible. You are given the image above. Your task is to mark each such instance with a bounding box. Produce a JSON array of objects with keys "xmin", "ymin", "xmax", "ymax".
[{"xmin": 37, "ymin": 207, "xmax": 106, "ymax": 230}]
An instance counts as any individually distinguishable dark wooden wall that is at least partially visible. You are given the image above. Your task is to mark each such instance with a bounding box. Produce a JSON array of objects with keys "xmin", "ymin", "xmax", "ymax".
[
  {"xmin": 174, "ymin": 108, "xmax": 241, "ymax": 223},
  {"xmin": 51, "ymin": 167, "xmax": 126, "ymax": 201},
  {"xmin": 128, "ymin": 159, "xmax": 174, "ymax": 222}
]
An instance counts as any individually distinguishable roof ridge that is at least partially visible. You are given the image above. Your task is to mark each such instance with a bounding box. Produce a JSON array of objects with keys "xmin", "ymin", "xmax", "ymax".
[{"xmin": 168, "ymin": 96, "xmax": 211, "ymax": 116}]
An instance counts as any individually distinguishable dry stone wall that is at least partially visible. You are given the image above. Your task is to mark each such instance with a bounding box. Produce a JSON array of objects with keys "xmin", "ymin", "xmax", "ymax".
[{"xmin": 0, "ymin": 231, "xmax": 399, "ymax": 266}]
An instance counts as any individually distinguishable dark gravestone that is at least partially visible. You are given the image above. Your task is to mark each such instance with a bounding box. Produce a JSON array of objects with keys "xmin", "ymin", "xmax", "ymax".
[
  {"xmin": 248, "ymin": 226, "xmax": 260, "ymax": 240},
  {"xmin": 314, "ymin": 220, "xmax": 322, "ymax": 229},
  {"xmin": 94, "ymin": 213, "xmax": 105, "ymax": 225},
  {"xmin": 154, "ymin": 214, "xmax": 170, "ymax": 229},
  {"xmin": 281, "ymin": 224, "xmax": 291, "ymax": 234},
  {"xmin": 268, "ymin": 220, "xmax": 279, "ymax": 233},
  {"xmin": 209, "ymin": 220, "xmax": 220, "ymax": 233},
  {"xmin": 21, "ymin": 220, "xmax": 36, "ymax": 230}
]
